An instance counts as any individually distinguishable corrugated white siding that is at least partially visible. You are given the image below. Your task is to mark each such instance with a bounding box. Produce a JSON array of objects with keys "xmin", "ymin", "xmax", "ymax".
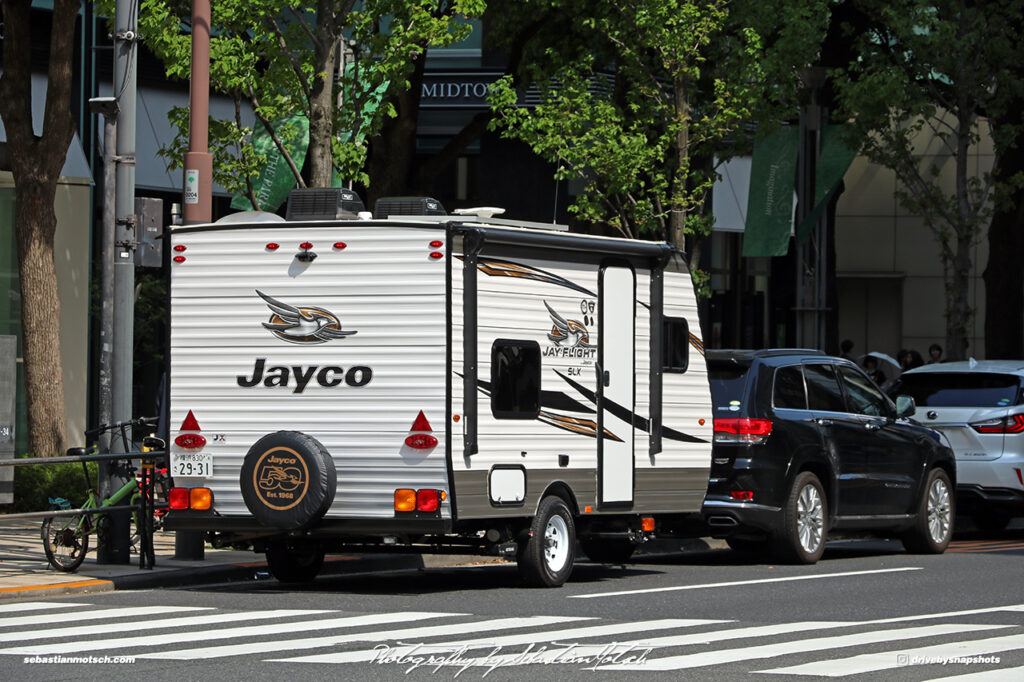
[{"xmin": 169, "ymin": 224, "xmax": 450, "ymax": 518}]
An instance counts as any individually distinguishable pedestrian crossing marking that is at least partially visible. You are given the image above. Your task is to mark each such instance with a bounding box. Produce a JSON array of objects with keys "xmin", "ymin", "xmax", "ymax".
[
  {"xmin": 0, "ymin": 601, "xmax": 1020, "ymax": 678},
  {"xmin": 0, "ymin": 602, "xmax": 89, "ymax": 614},
  {"xmin": 596, "ymin": 624, "xmax": 1011, "ymax": 671},
  {"xmin": 0, "ymin": 605, "xmax": 210, "ymax": 630},
  {"xmin": 270, "ymin": 618, "xmax": 726, "ymax": 665},
  {"xmin": 0, "ymin": 609, "xmax": 331, "ymax": 644},
  {"xmin": 0, "ymin": 611, "xmax": 458, "ymax": 656},
  {"xmin": 142, "ymin": 615, "xmax": 595, "ymax": 661},
  {"xmin": 759, "ymin": 632, "xmax": 1024, "ymax": 676}
]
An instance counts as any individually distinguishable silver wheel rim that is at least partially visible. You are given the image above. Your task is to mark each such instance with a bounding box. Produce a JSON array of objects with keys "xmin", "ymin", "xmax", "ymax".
[
  {"xmin": 927, "ymin": 477, "xmax": 951, "ymax": 543},
  {"xmin": 797, "ymin": 484, "xmax": 825, "ymax": 554},
  {"xmin": 544, "ymin": 514, "xmax": 570, "ymax": 573}
]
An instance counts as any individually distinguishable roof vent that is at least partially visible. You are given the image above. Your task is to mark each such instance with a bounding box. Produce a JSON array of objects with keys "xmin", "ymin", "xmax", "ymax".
[
  {"xmin": 286, "ymin": 188, "xmax": 365, "ymax": 221},
  {"xmin": 373, "ymin": 196, "xmax": 446, "ymax": 219}
]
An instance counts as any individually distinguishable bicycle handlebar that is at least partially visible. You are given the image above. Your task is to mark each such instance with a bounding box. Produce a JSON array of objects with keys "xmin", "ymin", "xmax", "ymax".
[{"xmin": 83, "ymin": 416, "xmax": 159, "ymax": 439}]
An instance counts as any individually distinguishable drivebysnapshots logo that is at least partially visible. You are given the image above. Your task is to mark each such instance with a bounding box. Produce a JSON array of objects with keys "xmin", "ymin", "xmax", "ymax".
[{"xmin": 252, "ymin": 446, "xmax": 309, "ymax": 511}]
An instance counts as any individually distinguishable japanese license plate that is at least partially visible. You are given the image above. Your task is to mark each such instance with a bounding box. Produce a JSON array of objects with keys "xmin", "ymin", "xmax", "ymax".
[{"xmin": 171, "ymin": 452, "xmax": 212, "ymax": 478}]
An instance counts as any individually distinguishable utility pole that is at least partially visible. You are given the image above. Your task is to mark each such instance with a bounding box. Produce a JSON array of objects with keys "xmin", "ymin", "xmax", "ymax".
[
  {"xmin": 795, "ymin": 67, "xmax": 828, "ymax": 351},
  {"xmin": 175, "ymin": 0, "xmax": 213, "ymax": 559},
  {"xmin": 98, "ymin": 0, "xmax": 140, "ymax": 564},
  {"xmin": 183, "ymin": 0, "xmax": 213, "ymax": 224}
]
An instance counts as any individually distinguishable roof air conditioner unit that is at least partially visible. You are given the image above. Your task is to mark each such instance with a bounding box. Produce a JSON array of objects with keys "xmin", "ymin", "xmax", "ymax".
[
  {"xmin": 285, "ymin": 188, "xmax": 365, "ymax": 220},
  {"xmin": 372, "ymin": 196, "xmax": 447, "ymax": 219}
]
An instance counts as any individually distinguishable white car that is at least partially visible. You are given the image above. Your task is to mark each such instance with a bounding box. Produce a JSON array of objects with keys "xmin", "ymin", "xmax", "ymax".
[{"xmin": 897, "ymin": 361, "xmax": 1024, "ymax": 530}]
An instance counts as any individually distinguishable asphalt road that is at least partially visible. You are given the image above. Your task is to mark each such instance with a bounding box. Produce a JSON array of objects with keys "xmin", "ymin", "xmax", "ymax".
[{"xmin": 1, "ymin": 531, "xmax": 1023, "ymax": 681}]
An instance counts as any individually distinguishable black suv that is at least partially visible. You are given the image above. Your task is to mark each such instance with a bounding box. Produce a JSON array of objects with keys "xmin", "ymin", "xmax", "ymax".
[{"xmin": 702, "ymin": 349, "xmax": 957, "ymax": 563}]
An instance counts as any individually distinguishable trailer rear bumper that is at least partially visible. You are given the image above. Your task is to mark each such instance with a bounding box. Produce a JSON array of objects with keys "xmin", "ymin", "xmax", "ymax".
[{"xmin": 164, "ymin": 511, "xmax": 452, "ymax": 536}]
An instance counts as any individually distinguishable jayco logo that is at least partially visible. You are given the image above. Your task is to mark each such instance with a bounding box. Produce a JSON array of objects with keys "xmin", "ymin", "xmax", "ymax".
[{"xmin": 237, "ymin": 359, "xmax": 373, "ymax": 393}]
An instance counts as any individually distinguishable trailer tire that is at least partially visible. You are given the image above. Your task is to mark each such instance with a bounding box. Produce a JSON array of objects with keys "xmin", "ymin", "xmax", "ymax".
[
  {"xmin": 240, "ymin": 431, "xmax": 336, "ymax": 531},
  {"xmin": 517, "ymin": 496, "xmax": 576, "ymax": 587}
]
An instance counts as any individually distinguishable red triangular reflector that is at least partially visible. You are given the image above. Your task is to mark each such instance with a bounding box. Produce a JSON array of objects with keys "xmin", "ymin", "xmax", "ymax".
[
  {"xmin": 409, "ymin": 410, "xmax": 432, "ymax": 433},
  {"xmin": 180, "ymin": 410, "xmax": 202, "ymax": 432}
]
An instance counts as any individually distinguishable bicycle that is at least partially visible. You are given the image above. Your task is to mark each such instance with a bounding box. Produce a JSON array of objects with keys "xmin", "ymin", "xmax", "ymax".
[{"xmin": 40, "ymin": 417, "xmax": 168, "ymax": 572}]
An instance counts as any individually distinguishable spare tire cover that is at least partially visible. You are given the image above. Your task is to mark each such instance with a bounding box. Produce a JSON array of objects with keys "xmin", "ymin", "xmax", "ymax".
[{"xmin": 239, "ymin": 431, "xmax": 336, "ymax": 530}]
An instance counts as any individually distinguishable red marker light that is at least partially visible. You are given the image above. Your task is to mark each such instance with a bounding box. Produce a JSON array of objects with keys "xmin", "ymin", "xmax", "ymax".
[
  {"xmin": 173, "ymin": 256, "xmax": 186, "ymax": 263},
  {"xmin": 174, "ymin": 433, "xmax": 207, "ymax": 449},
  {"xmin": 429, "ymin": 252, "xmax": 443, "ymax": 260},
  {"xmin": 333, "ymin": 242, "xmax": 347, "ymax": 250},
  {"xmin": 429, "ymin": 240, "xmax": 443, "ymax": 248},
  {"xmin": 410, "ymin": 411, "xmax": 432, "ymax": 433},
  {"xmin": 300, "ymin": 242, "xmax": 313, "ymax": 250},
  {"xmin": 173, "ymin": 244, "xmax": 187, "ymax": 252},
  {"xmin": 266, "ymin": 243, "xmax": 279, "ymax": 251},
  {"xmin": 180, "ymin": 410, "xmax": 202, "ymax": 432},
  {"xmin": 169, "ymin": 488, "xmax": 190, "ymax": 510},
  {"xmin": 405, "ymin": 433, "xmax": 438, "ymax": 449}
]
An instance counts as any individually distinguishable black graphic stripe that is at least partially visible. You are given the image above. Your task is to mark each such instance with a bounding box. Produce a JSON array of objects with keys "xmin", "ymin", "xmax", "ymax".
[{"xmin": 555, "ymin": 370, "xmax": 707, "ymax": 444}]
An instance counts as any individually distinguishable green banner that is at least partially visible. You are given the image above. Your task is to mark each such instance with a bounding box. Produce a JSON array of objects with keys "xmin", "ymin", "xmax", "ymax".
[
  {"xmin": 795, "ymin": 125, "xmax": 858, "ymax": 242},
  {"xmin": 230, "ymin": 115, "xmax": 310, "ymax": 212},
  {"xmin": 743, "ymin": 127, "xmax": 799, "ymax": 257}
]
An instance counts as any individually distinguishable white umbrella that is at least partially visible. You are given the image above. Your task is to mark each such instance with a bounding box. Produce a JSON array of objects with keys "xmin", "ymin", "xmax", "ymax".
[{"xmin": 859, "ymin": 351, "xmax": 901, "ymax": 381}]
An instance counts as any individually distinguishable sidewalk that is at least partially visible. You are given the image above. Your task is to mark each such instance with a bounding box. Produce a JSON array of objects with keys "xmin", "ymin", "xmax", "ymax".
[{"xmin": 0, "ymin": 520, "xmax": 435, "ymax": 602}]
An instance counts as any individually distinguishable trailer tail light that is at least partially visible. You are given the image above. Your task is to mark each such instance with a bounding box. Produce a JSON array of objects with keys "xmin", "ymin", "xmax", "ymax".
[
  {"xmin": 416, "ymin": 489, "xmax": 440, "ymax": 512},
  {"xmin": 971, "ymin": 414, "xmax": 1024, "ymax": 434},
  {"xmin": 429, "ymin": 240, "xmax": 443, "ymax": 248},
  {"xmin": 333, "ymin": 242, "xmax": 347, "ymax": 250},
  {"xmin": 713, "ymin": 418, "xmax": 773, "ymax": 444},
  {"xmin": 173, "ymin": 244, "xmax": 186, "ymax": 252},
  {"xmin": 169, "ymin": 488, "xmax": 190, "ymax": 510},
  {"xmin": 405, "ymin": 434, "xmax": 438, "ymax": 449},
  {"xmin": 174, "ymin": 433, "xmax": 207, "ymax": 449},
  {"xmin": 405, "ymin": 411, "xmax": 437, "ymax": 449},
  {"xmin": 730, "ymin": 490, "xmax": 755, "ymax": 500},
  {"xmin": 190, "ymin": 488, "xmax": 213, "ymax": 510},
  {"xmin": 429, "ymin": 251, "xmax": 444, "ymax": 260},
  {"xmin": 395, "ymin": 489, "xmax": 416, "ymax": 512},
  {"xmin": 173, "ymin": 256, "xmax": 186, "ymax": 263}
]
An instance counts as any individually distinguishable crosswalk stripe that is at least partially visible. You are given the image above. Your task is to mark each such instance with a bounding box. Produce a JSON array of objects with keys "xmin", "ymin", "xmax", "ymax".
[
  {"xmin": 0, "ymin": 605, "xmax": 210, "ymax": 630},
  {"xmin": 0, "ymin": 609, "xmax": 332, "ymax": 643},
  {"xmin": 0, "ymin": 602, "xmax": 90, "ymax": 614},
  {"xmin": 0, "ymin": 611, "xmax": 459, "ymax": 656},
  {"xmin": 596, "ymin": 624, "xmax": 1011, "ymax": 671},
  {"xmin": 759, "ymin": 633, "xmax": 1024, "ymax": 676},
  {"xmin": 143, "ymin": 615, "xmax": 596, "ymax": 661},
  {"xmin": 271, "ymin": 618, "xmax": 729, "ymax": 665},
  {"xmin": 862, "ymin": 604, "xmax": 1024, "ymax": 625},
  {"xmin": 570, "ymin": 567, "xmax": 922, "ymax": 599},
  {"xmin": 923, "ymin": 665, "xmax": 1024, "ymax": 681}
]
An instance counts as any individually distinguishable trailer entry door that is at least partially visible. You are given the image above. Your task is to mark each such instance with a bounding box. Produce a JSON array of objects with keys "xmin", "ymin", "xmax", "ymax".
[{"xmin": 599, "ymin": 265, "xmax": 635, "ymax": 507}]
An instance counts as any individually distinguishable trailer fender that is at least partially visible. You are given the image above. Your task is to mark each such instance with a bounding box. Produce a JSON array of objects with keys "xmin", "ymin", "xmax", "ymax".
[{"xmin": 239, "ymin": 431, "xmax": 336, "ymax": 530}]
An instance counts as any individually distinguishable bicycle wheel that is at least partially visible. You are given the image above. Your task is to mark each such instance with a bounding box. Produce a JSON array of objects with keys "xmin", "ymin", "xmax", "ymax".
[{"xmin": 41, "ymin": 514, "xmax": 90, "ymax": 572}]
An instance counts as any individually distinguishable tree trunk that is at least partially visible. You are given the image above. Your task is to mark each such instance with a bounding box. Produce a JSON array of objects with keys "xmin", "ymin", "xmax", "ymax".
[
  {"xmin": 669, "ymin": 74, "xmax": 690, "ymax": 251},
  {"xmin": 308, "ymin": 0, "xmax": 339, "ymax": 187},
  {"xmin": 366, "ymin": 51, "xmax": 428, "ymax": 205},
  {"xmin": 983, "ymin": 140, "xmax": 1024, "ymax": 359},
  {"xmin": 0, "ymin": 0, "xmax": 78, "ymax": 455}
]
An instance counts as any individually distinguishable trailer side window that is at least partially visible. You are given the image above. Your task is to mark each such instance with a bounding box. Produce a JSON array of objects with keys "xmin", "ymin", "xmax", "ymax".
[
  {"xmin": 663, "ymin": 317, "xmax": 689, "ymax": 373},
  {"xmin": 491, "ymin": 340, "xmax": 541, "ymax": 419}
]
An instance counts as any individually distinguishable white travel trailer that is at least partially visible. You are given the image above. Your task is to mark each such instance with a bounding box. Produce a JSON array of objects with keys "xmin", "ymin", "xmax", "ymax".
[{"xmin": 164, "ymin": 192, "xmax": 713, "ymax": 586}]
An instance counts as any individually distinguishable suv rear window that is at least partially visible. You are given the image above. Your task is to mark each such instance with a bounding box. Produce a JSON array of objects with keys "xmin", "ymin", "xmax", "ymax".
[
  {"xmin": 708, "ymin": 362, "xmax": 749, "ymax": 408},
  {"xmin": 899, "ymin": 372, "xmax": 1022, "ymax": 407}
]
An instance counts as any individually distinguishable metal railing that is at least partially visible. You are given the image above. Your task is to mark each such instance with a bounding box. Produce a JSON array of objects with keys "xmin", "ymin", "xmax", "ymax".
[{"xmin": 0, "ymin": 449, "xmax": 167, "ymax": 570}]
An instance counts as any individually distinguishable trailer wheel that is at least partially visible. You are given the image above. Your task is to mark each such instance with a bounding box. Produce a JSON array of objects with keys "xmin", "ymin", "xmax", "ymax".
[
  {"xmin": 265, "ymin": 542, "xmax": 324, "ymax": 583},
  {"xmin": 240, "ymin": 431, "xmax": 336, "ymax": 531},
  {"xmin": 517, "ymin": 496, "xmax": 576, "ymax": 587}
]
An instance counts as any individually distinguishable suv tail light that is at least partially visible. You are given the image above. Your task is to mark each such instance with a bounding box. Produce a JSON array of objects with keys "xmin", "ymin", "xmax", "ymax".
[
  {"xmin": 970, "ymin": 414, "xmax": 1024, "ymax": 434},
  {"xmin": 714, "ymin": 418, "xmax": 773, "ymax": 444}
]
